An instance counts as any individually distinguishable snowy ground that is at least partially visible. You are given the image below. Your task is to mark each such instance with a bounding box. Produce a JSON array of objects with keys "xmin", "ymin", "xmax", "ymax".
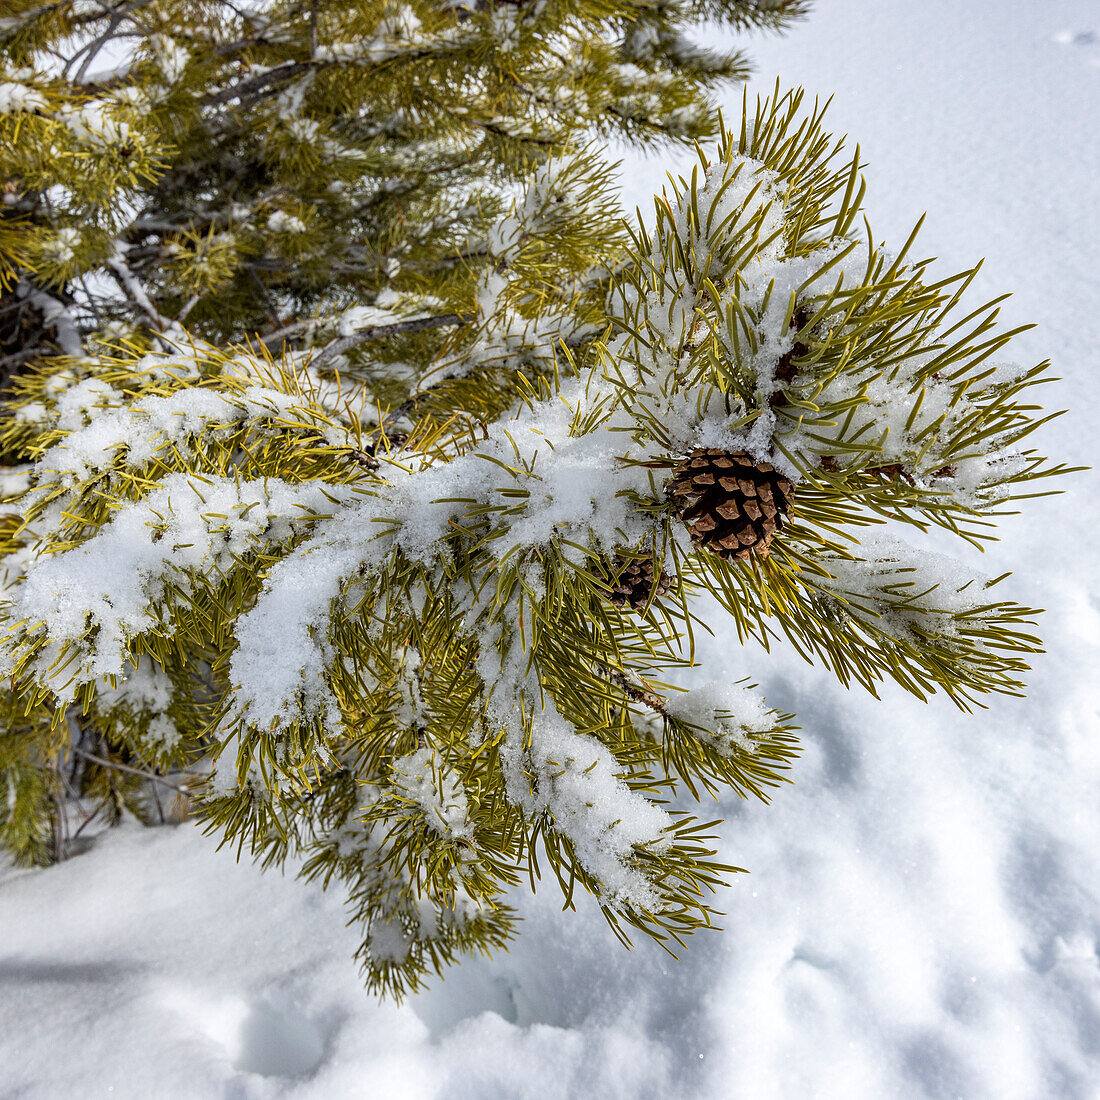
[{"xmin": 4, "ymin": 1, "xmax": 1100, "ymax": 1097}]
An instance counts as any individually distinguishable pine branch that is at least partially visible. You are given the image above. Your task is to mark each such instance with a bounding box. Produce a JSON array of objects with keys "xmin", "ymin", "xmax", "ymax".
[{"xmin": 0, "ymin": 2, "xmax": 1063, "ymax": 999}]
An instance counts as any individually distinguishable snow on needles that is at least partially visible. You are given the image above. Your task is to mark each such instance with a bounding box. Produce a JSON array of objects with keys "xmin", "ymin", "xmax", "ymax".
[
  {"xmin": 34, "ymin": 383, "xmax": 315, "ymax": 484},
  {"xmin": 812, "ymin": 531, "xmax": 1007, "ymax": 647},
  {"xmin": 227, "ymin": 377, "xmax": 652, "ymax": 734},
  {"xmin": 500, "ymin": 699, "xmax": 673, "ymax": 912},
  {"xmin": 392, "ymin": 747, "xmax": 472, "ymax": 842},
  {"xmin": 664, "ymin": 680, "xmax": 777, "ymax": 757},
  {"xmin": 0, "ymin": 79, "xmax": 47, "ymax": 114},
  {"xmin": 221, "ymin": 382, "xmax": 675, "ymax": 904},
  {"xmin": 0, "ymin": 473, "xmax": 347, "ymax": 697}
]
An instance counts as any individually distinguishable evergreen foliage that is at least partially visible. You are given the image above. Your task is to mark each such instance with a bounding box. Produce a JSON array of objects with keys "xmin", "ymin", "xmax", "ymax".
[{"xmin": 0, "ymin": 1, "xmax": 1069, "ymax": 997}]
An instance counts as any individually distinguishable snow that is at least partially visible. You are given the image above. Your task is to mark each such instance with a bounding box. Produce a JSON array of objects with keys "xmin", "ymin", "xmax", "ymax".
[
  {"xmin": 33, "ymin": 380, "xmax": 313, "ymax": 482},
  {"xmin": 60, "ymin": 100, "xmax": 133, "ymax": 150},
  {"xmin": 2, "ymin": 473, "xmax": 349, "ymax": 697},
  {"xmin": 500, "ymin": 700, "xmax": 673, "ymax": 911},
  {"xmin": 391, "ymin": 746, "xmax": 472, "ymax": 842},
  {"xmin": 662, "ymin": 679, "xmax": 776, "ymax": 756},
  {"xmin": 43, "ymin": 226, "xmax": 80, "ymax": 265},
  {"xmin": 0, "ymin": 78, "xmax": 47, "ymax": 114},
  {"xmin": 4, "ymin": 1, "xmax": 1100, "ymax": 1096},
  {"xmin": 225, "ymin": 375, "xmax": 652, "ymax": 736},
  {"xmin": 267, "ymin": 210, "xmax": 307, "ymax": 235}
]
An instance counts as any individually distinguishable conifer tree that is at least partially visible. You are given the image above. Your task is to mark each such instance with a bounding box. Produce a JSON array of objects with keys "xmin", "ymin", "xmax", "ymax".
[{"xmin": 0, "ymin": 1, "xmax": 1069, "ymax": 996}]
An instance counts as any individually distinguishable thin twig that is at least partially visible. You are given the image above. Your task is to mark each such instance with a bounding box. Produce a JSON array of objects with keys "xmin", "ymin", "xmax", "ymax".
[
  {"xmin": 148, "ymin": 775, "xmax": 165, "ymax": 824},
  {"xmin": 257, "ymin": 318, "xmax": 314, "ymax": 349},
  {"xmin": 71, "ymin": 10, "xmax": 124, "ymax": 82},
  {"xmin": 106, "ymin": 256, "xmax": 178, "ymax": 350},
  {"xmin": 72, "ymin": 747, "xmax": 196, "ymax": 794},
  {"xmin": 175, "ymin": 292, "xmax": 202, "ymax": 324},
  {"xmin": 200, "ymin": 59, "xmax": 314, "ymax": 108},
  {"xmin": 602, "ymin": 665, "xmax": 669, "ymax": 718},
  {"xmin": 50, "ymin": 779, "xmax": 67, "ymax": 863},
  {"xmin": 71, "ymin": 798, "xmax": 107, "ymax": 841},
  {"xmin": 310, "ymin": 311, "xmax": 474, "ymax": 368}
]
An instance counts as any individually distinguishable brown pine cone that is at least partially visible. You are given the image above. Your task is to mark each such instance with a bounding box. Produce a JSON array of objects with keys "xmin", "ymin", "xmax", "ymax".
[
  {"xmin": 606, "ymin": 553, "xmax": 671, "ymax": 610},
  {"xmin": 666, "ymin": 448, "xmax": 794, "ymax": 561}
]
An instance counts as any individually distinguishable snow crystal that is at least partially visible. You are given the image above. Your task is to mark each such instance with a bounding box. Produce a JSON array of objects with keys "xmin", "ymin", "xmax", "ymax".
[
  {"xmin": 109, "ymin": 85, "xmax": 152, "ymax": 110},
  {"xmin": 336, "ymin": 304, "xmax": 402, "ymax": 337},
  {"xmin": 366, "ymin": 915, "xmax": 413, "ymax": 963},
  {"xmin": 97, "ymin": 657, "xmax": 181, "ymax": 749},
  {"xmin": 15, "ymin": 402, "xmax": 47, "ymax": 425},
  {"xmin": 225, "ymin": 513, "xmax": 369, "ymax": 733}
]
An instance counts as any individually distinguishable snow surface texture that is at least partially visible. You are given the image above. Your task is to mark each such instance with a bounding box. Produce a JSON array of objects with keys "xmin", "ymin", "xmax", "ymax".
[{"xmin": 3, "ymin": 1, "xmax": 1100, "ymax": 1096}]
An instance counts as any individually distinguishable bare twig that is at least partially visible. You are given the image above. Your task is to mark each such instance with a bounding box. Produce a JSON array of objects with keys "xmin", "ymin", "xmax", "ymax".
[
  {"xmin": 602, "ymin": 664, "xmax": 669, "ymax": 718},
  {"xmin": 72, "ymin": 747, "xmax": 196, "ymax": 794},
  {"xmin": 49, "ymin": 779, "xmax": 67, "ymax": 863},
  {"xmin": 200, "ymin": 59, "xmax": 314, "ymax": 108},
  {"xmin": 106, "ymin": 256, "xmax": 179, "ymax": 350},
  {"xmin": 70, "ymin": 10, "xmax": 125, "ymax": 83},
  {"xmin": 310, "ymin": 311, "xmax": 474, "ymax": 368},
  {"xmin": 246, "ymin": 265, "xmax": 283, "ymax": 328},
  {"xmin": 71, "ymin": 798, "xmax": 107, "ymax": 841},
  {"xmin": 257, "ymin": 318, "xmax": 314, "ymax": 349},
  {"xmin": 175, "ymin": 292, "xmax": 202, "ymax": 324}
]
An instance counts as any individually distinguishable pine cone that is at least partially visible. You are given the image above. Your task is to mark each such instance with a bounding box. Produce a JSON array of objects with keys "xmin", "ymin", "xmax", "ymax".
[
  {"xmin": 666, "ymin": 448, "xmax": 794, "ymax": 561},
  {"xmin": 606, "ymin": 554, "xmax": 671, "ymax": 610}
]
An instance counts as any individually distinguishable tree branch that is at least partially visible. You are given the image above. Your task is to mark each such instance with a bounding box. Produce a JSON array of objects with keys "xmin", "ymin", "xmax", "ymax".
[
  {"xmin": 106, "ymin": 255, "xmax": 180, "ymax": 349},
  {"xmin": 72, "ymin": 747, "xmax": 196, "ymax": 794},
  {"xmin": 604, "ymin": 666, "xmax": 670, "ymax": 719},
  {"xmin": 310, "ymin": 311, "xmax": 474, "ymax": 368}
]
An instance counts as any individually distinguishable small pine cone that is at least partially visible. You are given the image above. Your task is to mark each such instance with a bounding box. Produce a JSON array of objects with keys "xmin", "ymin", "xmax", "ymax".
[
  {"xmin": 607, "ymin": 554, "xmax": 671, "ymax": 610},
  {"xmin": 666, "ymin": 448, "xmax": 794, "ymax": 561}
]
